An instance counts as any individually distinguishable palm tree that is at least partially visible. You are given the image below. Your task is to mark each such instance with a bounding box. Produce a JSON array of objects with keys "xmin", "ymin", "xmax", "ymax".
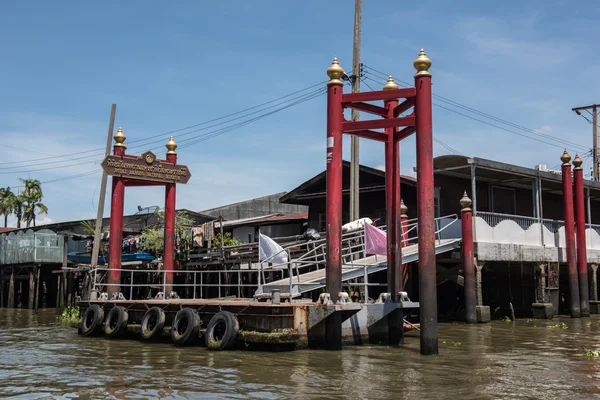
[
  {"xmin": 0, "ymin": 186, "xmax": 15, "ymax": 227},
  {"xmin": 19, "ymin": 179, "xmax": 48, "ymax": 228},
  {"xmin": 13, "ymin": 194, "xmax": 25, "ymax": 228}
]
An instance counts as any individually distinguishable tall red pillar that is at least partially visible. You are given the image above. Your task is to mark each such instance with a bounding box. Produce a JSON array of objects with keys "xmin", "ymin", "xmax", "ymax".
[
  {"xmin": 383, "ymin": 75, "xmax": 401, "ymax": 300},
  {"xmin": 107, "ymin": 127, "xmax": 127, "ymax": 298},
  {"xmin": 573, "ymin": 154, "xmax": 590, "ymax": 316},
  {"xmin": 163, "ymin": 136, "xmax": 178, "ymax": 295},
  {"xmin": 461, "ymin": 191, "xmax": 476, "ymax": 324},
  {"xmin": 414, "ymin": 48, "xmax": 438, "ymax": 355},
  {"xmin": 383, "ymin": 75, "xmax": 403, "ymax": 345},
  {"xmin": 561, "ymin": 150, "xmax": 581, "ymax": 318},
  {"xmin": 324, "ymin": 57, "xmax": 344, "ymax": 350}
]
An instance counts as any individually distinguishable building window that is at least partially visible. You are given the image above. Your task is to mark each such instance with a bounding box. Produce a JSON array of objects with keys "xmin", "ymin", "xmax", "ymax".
[{"xmin": 490, "ymin": 186, "xmax": 516, "ymax": 215}]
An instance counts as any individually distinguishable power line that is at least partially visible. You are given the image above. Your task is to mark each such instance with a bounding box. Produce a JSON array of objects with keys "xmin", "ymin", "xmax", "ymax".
[
  {"xmin": 0, "ymin": 81, "xmax": 327, "ymax": 168},
  {"xmin": 363, "ymin": 65, "xmax": 590, "ymax": 153},
  {"xmin": 0, "ymin": 87, "xmax": 326, "ymax": 175}
]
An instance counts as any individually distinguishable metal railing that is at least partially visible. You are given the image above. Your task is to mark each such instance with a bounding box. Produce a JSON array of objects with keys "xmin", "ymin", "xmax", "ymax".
[
  {"xmin": 91, "ymin": 215, "xmax": 459, "ymax": 302},
  {"xmin": 477, "ymin": 211, "xmax": 539, "ymax": 230}
]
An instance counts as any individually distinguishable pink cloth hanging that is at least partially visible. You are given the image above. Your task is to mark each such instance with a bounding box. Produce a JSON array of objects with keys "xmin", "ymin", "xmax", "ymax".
[{"xmin": 364, "ymin": 223, "xmax": 387, "ymax": 256}]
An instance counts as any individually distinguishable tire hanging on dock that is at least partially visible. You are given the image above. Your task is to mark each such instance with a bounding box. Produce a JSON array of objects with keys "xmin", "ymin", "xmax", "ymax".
[
  {"xmin": 81, "ymin": 304, "xmax": 104, "ymax": 336},
  {"xmin": 141, "ymin": 307, "xmax": 166, "ymax": 340},
  {"xmin": 170, "ymin": 307, "xmax": 200, "ymax": 346},
  {"xmin": 204, "ymin": 311, "xmax": 239, "ymax": 350},
  {"xmin": 104, "ymin": 306, "xmax": 129, "ymax": 338}
]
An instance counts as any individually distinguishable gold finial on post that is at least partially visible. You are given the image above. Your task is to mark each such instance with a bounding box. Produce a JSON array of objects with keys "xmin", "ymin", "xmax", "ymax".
[
  {"xmin": 573, "ymin": 154, "xmax": 583, "ymax": 170},
  {"xmin": 113, "ymin": 127, "xmax": 127, "ymax": 148},
  {"xmin": 326, "ymin": 57, "xmax": 344, "ymax": 86},
  {"xmin": 414, "ymin": 48, "xmax": 432, "ymax": 78},
  {"xmin": 400, "ymin": 199, "xmax": 408, "ymax": 218},
  {"xmin": 166, "ymin": 136, "xmax": 177, "ymax": 155},
  {"xmin": 460, "ymin": 190, "xmax": 472, "ymax": 211},
  {"xmin": 561, "ymin": 149, "xmax": 572, "ymax": 166},
  {"xmin": 383, "ymin": 74, "xmax": 399, "ymax": 90}
]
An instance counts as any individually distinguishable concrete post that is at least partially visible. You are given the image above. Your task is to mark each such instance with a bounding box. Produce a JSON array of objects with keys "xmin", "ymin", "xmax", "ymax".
[
  {"xmin": 590, "ymin": 264, "xmax": 600, "ymax": 314},
  {"xmin": 532, "ymin": 263, "xmax": 554, "ymax": 319},
  {"xmin": 475, "ymin": 262, "xmax": 490, "ymax": 322},
  {"xmin": 164, "ymin": 137, "xmax": 178, "ymax": 295},
  {"xmin": 573, "ymin": 154, "xmax": 590, "ymax": 316},
  {"xmin": 108, "ymin": 127, "xmax": 127, "ymax": 298},
  {"xmin": 28, "ymin": 269, "xmax": 35, "ymax": 309},
  {"xmin": 8, "ymin": 268, "xmax": 14, "ymax": 308}
]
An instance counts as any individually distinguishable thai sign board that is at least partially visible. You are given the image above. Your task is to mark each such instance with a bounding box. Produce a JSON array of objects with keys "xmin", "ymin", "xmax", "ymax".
[{"xmin": 101, "ymin": 151, "xmax": 191, "ymax": 184}]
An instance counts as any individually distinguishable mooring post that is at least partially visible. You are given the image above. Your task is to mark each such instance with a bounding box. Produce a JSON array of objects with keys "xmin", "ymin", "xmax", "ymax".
[
  {"xmin": 164, "ymin": 136, "xmax": 178, "ymax": 295},
  {"xmin": 324, "ymin": 57, "xmax": 344, "ymax": 350},
  {"xmin": 561, "ymin": 150, "xmax": 581, "ymax": 318},
  {"xmin": 591, "ymin": 264, "xmax": 600, "ymax": 314},
  {"xmin": 108, "ymin": 127, "xmax": 127, "ymax": 298},
  {"xmin": 28, "ymin": 268, "xmax": 35, "ymax": 309},
  {"xmin": 573, "ymin": 154, "xmax": 590, "ymax": 317},
  {"xmin": 382, "ymin": 75, "xmax": 403, "ymax": 344},
  {"xmin": 414, "ymin": 48, "xmax": 437, "ymax": 355},
  {"xmin": 461, "ymin": 191, "xmax": 476, "ymax": 324},
  {"xmin": 35, "ymin": 266, "xmax": 40, "ymax": 312},
  {"xmin": 8, "ymin": 267, "xmax": 14, "ymax": 308}
]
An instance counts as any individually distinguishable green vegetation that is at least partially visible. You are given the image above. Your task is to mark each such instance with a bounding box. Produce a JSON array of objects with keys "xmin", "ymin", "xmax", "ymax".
[
  {"xmin": 214, "ymin": 232, "xmax": 240, "ymax": 248},
  {"xmin": 19, "ymin": 178, "xmax": 48, "ymax": 228},
  {"xmin": 139, "ymin": 210, "xmax": 194, "ymax": 256},
  {"xmin": 0, "ymin": 186, "xmax": 16, "ymax": 227},
  {"xmin": 238, "ymin": 329, "xmax": 299, "ymax": 344},
  {"xmin": 548, "ymin": 322, "xmax": 568, "ymax": 329},
  {"xmin": 58, "ymin": 307, "xmax": 81, "ymax": 323},
  {"xmin": 503, "ymin": 316, "xmax": 512, "ymax": 323}
]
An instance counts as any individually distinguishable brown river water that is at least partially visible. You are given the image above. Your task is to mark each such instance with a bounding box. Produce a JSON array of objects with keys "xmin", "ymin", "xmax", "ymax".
[{"xmin": 2, "ymin": 309, "xmax": 600, "ymax": 399}]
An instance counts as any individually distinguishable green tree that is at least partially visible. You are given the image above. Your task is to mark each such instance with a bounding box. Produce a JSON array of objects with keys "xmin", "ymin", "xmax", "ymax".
[
  {"xmin": 213, "ymin": 232, "xmax": 240, "ymax": 248},
  {"xmin": 19, "ymin": 178, "xmax": 48, "ymax": 228},
  {"xmin": 0, "ymin": 186, "xmax": 15, "ymax": 227},
  {"xmin": 139, "ymin": 210, "xmax": 194, "ymax": 257},
  {"xmin": 13, "ymin": 194, "xmax": 25, "ymax": 229}
]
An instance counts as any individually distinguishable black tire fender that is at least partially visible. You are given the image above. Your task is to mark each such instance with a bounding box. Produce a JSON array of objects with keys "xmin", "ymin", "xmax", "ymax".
[
  {"xmin": 170, "ymin": 307, "xmax": 200, "ymax": 346},
  {"xmin": 81, "ymin": 304, "xmax": 104, "ymax": 337},
  {"xmin": 141, "ymin": 307, "xmax": 166, "ymax": 340},
  {"xmin": 104, "ymin": 306, "xmax": 129, "ymax": 338},
  {"xmin": 204, "ymin": 311, "xmax": 239, "ymax": 350}
]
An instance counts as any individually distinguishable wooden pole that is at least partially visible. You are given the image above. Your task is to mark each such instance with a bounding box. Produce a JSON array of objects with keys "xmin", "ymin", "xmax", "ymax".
[
  {"xmin": 55, "ymin": 274, "xmax": 61, "ymax": 312},
  {"xmin": 349, "ymin": 0, "xmax": 362, "ymax": 222},
  {"xmin": 35, "ymin": 266, "xmax": 40, "ymax": 312},
  {"xmin": 28, "ymin": 268, "xmax": 35, "ymax": 309},
  {"xmin": 91, "ymin": 104, "xmax": 117, "ymax": 270},
  {"xmin": 8, "ymin": 267, "xmax": 14, "ymax": 308}
]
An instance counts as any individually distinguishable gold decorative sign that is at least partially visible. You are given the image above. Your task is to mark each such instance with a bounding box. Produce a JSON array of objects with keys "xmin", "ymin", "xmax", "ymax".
[{"xmin": 101, "ymin": 151, "xmax": 191, "ymax": 184}]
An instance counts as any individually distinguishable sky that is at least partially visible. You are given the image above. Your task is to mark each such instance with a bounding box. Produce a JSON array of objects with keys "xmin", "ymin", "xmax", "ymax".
[{"xmin": 0, "ymin": 0, "xmax": 599, "ymax": 226}]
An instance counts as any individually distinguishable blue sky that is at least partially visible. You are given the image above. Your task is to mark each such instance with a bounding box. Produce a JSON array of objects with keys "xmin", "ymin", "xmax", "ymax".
[{"xmin": 0, "ymin": 0, "xmax": 599, "ymax": 225}]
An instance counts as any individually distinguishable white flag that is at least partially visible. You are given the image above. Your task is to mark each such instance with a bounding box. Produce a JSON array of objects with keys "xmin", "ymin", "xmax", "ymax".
[{"xmin": 258, "ymin": 233, "xmax": 288, "ymax": 264}]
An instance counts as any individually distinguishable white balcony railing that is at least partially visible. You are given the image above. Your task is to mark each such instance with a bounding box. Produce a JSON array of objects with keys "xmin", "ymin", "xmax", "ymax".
[{"xmin": 475, "ymin": 211, "xmax": 600, "ymax": 250}]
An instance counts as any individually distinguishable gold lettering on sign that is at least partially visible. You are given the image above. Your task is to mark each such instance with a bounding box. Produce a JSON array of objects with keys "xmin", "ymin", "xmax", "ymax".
[{"xmin": 101, "ymin": 153, "xmax": 191, "ymax": 184}]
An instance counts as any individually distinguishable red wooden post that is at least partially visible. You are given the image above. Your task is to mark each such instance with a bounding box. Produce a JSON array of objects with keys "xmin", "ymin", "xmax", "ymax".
[
  {"xmin": 383, "ymin": 75, "xmax": 401, "ymax": 300},
  {"xmin": 108, "ymin": 127, "xmax": 126, "ymax": 298},
  {"xmin": 163, "ymin": 136, "xmax": 178, "ymax": 294},
  {"xmin": 325, "ymin": 57, "xmax": 344, "ymax": 349},
  {"xmin": 461, "ymin": 191, "xmax": 476, "ymax": 323},
  {"xmin": 561, "ymin": 150, "xmax": 581, "ymax": 318},
  {"xmin": 400, "ymin": 199, "xmax": 409, "ymax": 289},
  {"xmin": 383, "ymin": 75, "xmax": 403, "ymax": 345},
  {"xmin": 573, "ymin": 154, "xmax": 590, "ymax": 316},
  {"xmin": 414, "ymin": 48, "xmax": 438, "ymax": 354}
]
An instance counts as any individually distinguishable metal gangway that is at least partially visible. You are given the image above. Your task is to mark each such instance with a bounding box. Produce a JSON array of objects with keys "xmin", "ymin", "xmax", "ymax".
[{"xmin": 254, "ymin": 214, "xmax": 461, "ymax": 300}]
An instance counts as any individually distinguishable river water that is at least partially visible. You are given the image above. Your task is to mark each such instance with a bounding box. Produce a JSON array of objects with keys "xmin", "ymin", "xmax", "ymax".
[{"xmin": 1, "ymin": 309, "xmax": 600, "ymax": 399}]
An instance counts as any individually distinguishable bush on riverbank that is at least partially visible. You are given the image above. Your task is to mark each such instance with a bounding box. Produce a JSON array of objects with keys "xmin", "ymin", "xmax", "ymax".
[{"xmin": 58, "ymin": 306, "xmax": 81, "ymax": 324}]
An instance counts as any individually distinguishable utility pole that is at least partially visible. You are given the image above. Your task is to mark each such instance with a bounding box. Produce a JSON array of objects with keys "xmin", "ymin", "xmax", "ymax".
[
  {"xmin": 90, "ymin": 104, "xmax": 117, "ymax": 273},
  {"xmin": 572, "ymin": 104, "xmax": 599, "ymax": 181},
  {"xmin": 349, "ymin": 0, "xmax": 362, "ymax": 222}
]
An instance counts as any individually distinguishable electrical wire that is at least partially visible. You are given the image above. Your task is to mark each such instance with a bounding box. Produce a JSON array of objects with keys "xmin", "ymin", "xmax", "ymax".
[
  {"xmin": 363, "ymin": 65, "xmax": 591, "ymax": 153},
  {"xmin": 0, "ymin": 81, "xmax": 328, "ymax": 168},
  {"xmin": 0, "ymin": 87, "xmax": 326, "ymax": 175}
]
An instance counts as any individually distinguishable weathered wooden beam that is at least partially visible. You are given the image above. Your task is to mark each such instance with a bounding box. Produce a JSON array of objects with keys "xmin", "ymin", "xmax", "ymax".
[
  {"xmin": 342, "ymin": 88, "xmax": 416, "ymax": 103},
  {"xmin": 394, "ymin": 99, "xmax": 414, "ymax": 117},
  {"xmin": 349, "ymin": 129, "xmax": 388, "ymax": 142},
  {"xmin": 342, "ymin": 102, "xmax": 388, "ymax": 117},
  {"xmin": 343, "ymin": 115, "xmax": 415, "ymax": 132}
]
